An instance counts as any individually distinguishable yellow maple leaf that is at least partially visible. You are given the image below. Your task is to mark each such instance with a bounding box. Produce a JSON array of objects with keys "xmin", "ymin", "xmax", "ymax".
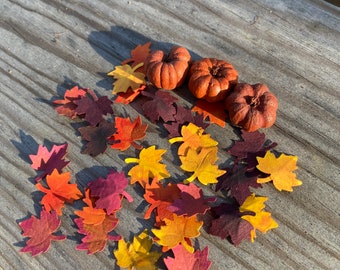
[
  {"xmin": 152, "ymin": 214, "xmax": 203, "ymax": 253},
  {"xmin": 114, "ymin": 230, "xmax": 161, "ymax": 270},
  {"xmin": 240, "ymin": 194, "xmax": 278, "ymax": 242},
  {"xmin": 169, "ymin": 123, "xmax": 218, "ymax": 156},
  {"xmin": 179, "ymin": 147, "xmax": 226, "ymax": 185},
  {"xmin": 125, "ymin": 146, "xmax": 170, "ymax": 187},
  {"xmin": 256, "ymin": 151, "xmax": 302, "ymax": 192},
  {"xmin": 108, "ymin": 63, "xmax": 145, "ymax": 94}
]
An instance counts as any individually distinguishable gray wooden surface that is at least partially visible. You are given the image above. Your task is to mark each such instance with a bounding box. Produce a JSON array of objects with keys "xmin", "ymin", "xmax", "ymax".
[{"xmin": 1, "ymin": 0, "xmax": 339, "ymax": 269}]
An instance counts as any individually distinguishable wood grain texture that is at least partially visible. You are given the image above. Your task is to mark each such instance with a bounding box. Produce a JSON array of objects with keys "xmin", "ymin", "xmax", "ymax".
[{"xmin": 0, "ymin": 0, "xmax": 339, "ymax": 269}]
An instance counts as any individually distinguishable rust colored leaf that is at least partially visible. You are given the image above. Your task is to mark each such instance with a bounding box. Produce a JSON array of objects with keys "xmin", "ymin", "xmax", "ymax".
[
  {"xmin": 19, "ymin": 210, "xmax": 66, "ymax": 256},
  {"xmin": 53, "ymin": 86, "xmax": 87, "ymax": 118},
  {"xmin": 121, "ymin": 41, "xmax": 152, "ymax": 71},
  {"xmin": 192, "ymin": 99, "xmax": 227, "ymax": 127},
  {"xmin": 114, "ymin": 84, "xmax": 146, "ymax": 104},
  {"xmin": 108, "ymin": 115, "xmax": 147, "ymax": 151}
]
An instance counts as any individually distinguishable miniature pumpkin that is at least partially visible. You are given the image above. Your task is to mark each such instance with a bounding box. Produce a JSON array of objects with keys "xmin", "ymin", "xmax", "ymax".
[
  {"xmin": 188, "ymin": 58, "xmax": 238, "ymax": 102},
  {"xmin": 225, "ymin": 83, "xmax": 278, "ymax": 132},
  {"xmin": 145, "ymin": 46, "xmax": 191, "ymax": 90}
]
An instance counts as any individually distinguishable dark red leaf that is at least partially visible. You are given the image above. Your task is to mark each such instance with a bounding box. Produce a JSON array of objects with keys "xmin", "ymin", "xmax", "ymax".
[{"xmin": 78, "ymin": 121, "xmax": 115, "ymax": 156}]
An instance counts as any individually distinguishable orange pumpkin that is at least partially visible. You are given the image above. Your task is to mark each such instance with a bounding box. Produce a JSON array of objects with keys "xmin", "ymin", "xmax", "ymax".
[
  {"xmin": 225, "ymin": 83, "xmax": 278, "ymax": 132},
  {"xmin": 188, "ymin": 58, "xmax": 238, "ymax": 102},
  {"xmin": 145, "ymin": 46, "xmax": 191, "ymax": 90}
]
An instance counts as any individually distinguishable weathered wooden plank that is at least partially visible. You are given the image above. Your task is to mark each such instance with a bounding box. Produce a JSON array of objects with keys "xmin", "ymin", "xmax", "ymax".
[{"xmin": 0, "ymin": 0, "xmax": 339, "ymax": 269}]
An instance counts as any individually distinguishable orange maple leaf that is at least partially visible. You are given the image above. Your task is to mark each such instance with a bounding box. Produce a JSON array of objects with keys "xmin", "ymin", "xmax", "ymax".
[
  {"xmin": 36, "ymin": 169, "xmax": 82, "ymax": 215},
  {"xmin": 114, "ymin": 84, "xmax": 146, "ymax": 104},
  {"xmin": 256, "ymin": 151, "xmax": 302, "ymax": 191},
  {"xmin": 192, "ymin": 99, "xmax": 227, "ymax": 127},
  {"xmin": 125, "ymin": 146, "xmax": 170, "ymax": 187},
  {"xmin": 74, "ymin": 189, "xmax": 106, "ymax": 226},
  {"xmin": 109, "ymin": 115, "xmax": 148, "ymax": 151},
  {"xmin": 152, "ymin": 214, "xmax": 203, "ymax": 253},
  {"xmin": 121, "ymin": 41, "xmax": 152, "ymax": 72}
]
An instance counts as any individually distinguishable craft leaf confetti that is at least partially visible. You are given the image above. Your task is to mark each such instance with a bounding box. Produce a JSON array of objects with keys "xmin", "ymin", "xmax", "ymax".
[
  {"xmin": 109, "ymin": 115, "xmax": 147, "ymax": 151},
  {"xmin": 152, "ymin": 214, "xmax": 203, "ymax": 253},
  {"xmin": 19, "ymin": 210, "xmax": 66, "ymax": 256},
  {"xmin": 35, "ymin": 169, "xmax": 82, "ymax": 215},
  {"xmin": 121, "ymin": 41, "xmax": 152, "ymax": 69},
  {"xmin": 164, "ymin": 245, "xmax": 212, "ymax": 270},
  {"xmin": 192, "ymin": 99, "xmax": 227, "ymax": 127},
  {"xmin": 256, "ymin": 151, "xmax": 302, "ymax": 191},
  {"xmin": 125, "ymin": 146, "xmax": 170, "ymax": 187},
  {"xmin": 114, "ymin": 230, "xmax": 161, "ymax": 270},
  {"xmin": 108, "ymin": 63, "xmax": 146, "ymax": 93}
]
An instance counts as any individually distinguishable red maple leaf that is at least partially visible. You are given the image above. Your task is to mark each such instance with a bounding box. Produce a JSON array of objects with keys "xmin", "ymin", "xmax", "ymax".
[
  {"xmin": 209, "ymin": 201, "xmax": 253, "ymax": 246},
  {"xmin": 29, "ymin": 143, "xmax": 70, "ymax": 182},
  {"xmin": 114, "ymin": 84, "xmax": 146, "ymax": 104},
  {"xmin": 78, "ymin": 120, "xmax": 115, "ymax": 156},
  {"xmin": 164, "ymin": 245, "xmax": 212, "ymax": 270},
  {"xmin": 142, "ymin": 89, "xmax": 178, "ymax": 123},
  {"xmin": 216, "ymin": 166, "xmax": 262, "ymax": 205},
  {"xmin": 87, "ymin": 170, "xmax": 133, "ymax": 215},
  {"xmin": 228, "ymin": 130, "xmax": 277, "ymax": 169},
  {"xmin": 19, "ymin": 209, "xmax": 66, "ymax": 256},
  {"xmin": 168, "ymin": 183, "xmax": 214, "ymax": 217},
  {"xmin": 144, "ymin": 179, "xmax": 181, "ymax": 226},
  {"xmin": 74, "ymin": 91, "xmax": 113, "ymax": 126},
  {"xmin": 108, "ymin": 115, "xmax": 147, "ymax": 151},
  {"xmin": 75, "ymin": 213, "xmax": 121, "ymax": 254},
  {"xmin": 53, "ymin": 86, "xmax": 87, "ymax": 118},
  {"xmin": 192, "ymin": 99, "xmax": 227, "ymax": 127}
]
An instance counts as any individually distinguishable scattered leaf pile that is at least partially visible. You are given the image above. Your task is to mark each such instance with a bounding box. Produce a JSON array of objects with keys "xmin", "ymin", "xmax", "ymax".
[{"xmin": 17, "ymin": 42, "xmax": 302, "ymax": 269}]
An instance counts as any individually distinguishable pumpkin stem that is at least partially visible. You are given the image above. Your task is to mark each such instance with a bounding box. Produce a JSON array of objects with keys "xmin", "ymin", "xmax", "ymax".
[
  {"xmin": 209, "ymin": 65, "xmax": 223, "ymax": 77},
  {"xmin": 245, "ymin": 96, "xmax": 259, "ymax": 108}
]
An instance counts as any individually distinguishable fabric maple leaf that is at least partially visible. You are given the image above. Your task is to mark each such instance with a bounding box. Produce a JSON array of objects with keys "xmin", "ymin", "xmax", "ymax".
[
  {"xmin": 209, "ymin": 201, "xmax": 253, "ymax": 246},
  {"xmin": 169, "ymin": 122, "xmax": 218, "ymax": 156},
  {"xmin": 228, "ymin": 130, "xmax": 277, "ymax": 169},
  {"xmin": 192, "ymin": 99, "xmax": 227, "ymax": 127},
  {"xmin": 142, "ymin": 90, "xmax": 178, "ymax": 123},
  {"xmin": 180, "ymin": 147, "xmax": 226, "ymax": 185},
  {"xmin": 256, "ymin": 151, "xmax": 302, "ymax": 191},
  {"xmin": 121, "ymin": 41, "xmax": 152, "ymax": 71},
  {"xmin": 163, "ymin": 105, "xmax": 209, "ymax": 138},
  {"xmin": 164, "ymin": 245, "xmax": 212, "ymax": 270},
  {"xmin": 125, "ymin": 146, "xmax": 170, "ymax": 187},
  {"xmin": 19, "ymin": 209, "xmax": 66, "ymax": 256},
  {"xmin": 216, "ymin": 166, "xmax": 262, "ymax": 205},
  {"xmin": 168, "ymin": 183, "xmax": 214, "ymax": 217},
  {"xmin": 87, "ymin": 170, "xmax": 133, "ymax": 215},
  {"xmin": 75, "ymin": 213, "xmax": 121, "ymax": 254},
  {"xmin": 108, "ymin": 115, "xmax": 147, "ymax": 151},
  {"xmin": 74, "ymin": 189, "xmax": 106, "ymax": 226},
  {"xmin": 240, "ymin": 194, "xmax": 278, "ymax": 242},
  {"xmin": 114, "ymin": 230, "xmax": 161, "ymax": 270},
  {"xmin": 78, "ymin": 120, "xmax": 115, "ymax": 156},
  {"xmin": 114, "ymin": 84, "xmax": 146, "ymax": 104},
  {"xmin": 53, "ymin": 86, "xmax": 87, "ymax": 118},
  {"xmin": 74, "ymin": 91, "xmax": 113, "ymax": 126},
  {"xmin": 29, "ymin": 143, "xmax": 70, "ymax": 182},
  {"xmin": 108, "ymin": 63, "xmax": 146, "ymax": 93},
  {"xmin": 144, "ymin": 179, "xmax": 181, "ymax": 227},
  {"xmin": 36, "ymin": 169, "xmax": 82, "ymax": 215},
  {"xmin": 152, "ymin": 214, "xmax": 203, "ymax": 253}
]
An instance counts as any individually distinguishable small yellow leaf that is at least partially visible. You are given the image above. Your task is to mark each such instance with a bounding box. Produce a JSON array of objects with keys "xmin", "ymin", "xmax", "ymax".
[
  {"xmin": 108, "ymin": 63, "xmax": 145, "ymax": 93},
  {"xmin": 179, "ymin": 147, "xmax": 225, "ymax": 185},
  {"xmin": 114, "ymin": 230, "xmax": 161, "ymax": 270},
  {"xmin": 256, "ymin": 151, "xmax": 302, "ymax": 192},
  {"xmin": 125, "ymin": 146, "xmax": 170, "ymax": 187}
]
